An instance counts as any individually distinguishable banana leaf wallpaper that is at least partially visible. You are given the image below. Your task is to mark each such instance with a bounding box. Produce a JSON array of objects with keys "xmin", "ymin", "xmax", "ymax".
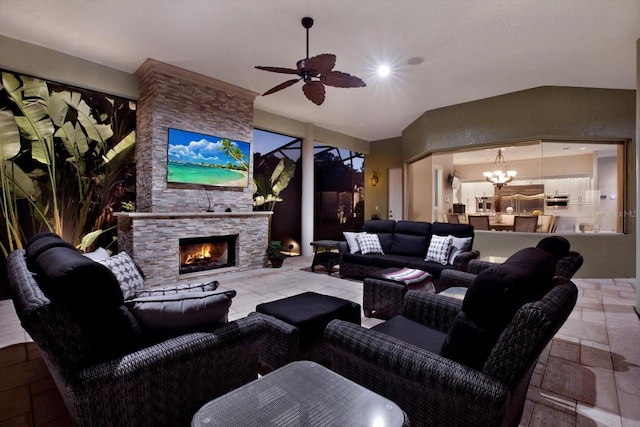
[{"xmin": 0, "ymin": 70, "xmax": 137, "ymax": 297}]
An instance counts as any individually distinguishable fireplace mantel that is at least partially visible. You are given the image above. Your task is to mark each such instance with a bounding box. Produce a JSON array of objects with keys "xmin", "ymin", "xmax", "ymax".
[{"xmin": 115, "ymin": 211, "xmax": 272, "ymax": 219}]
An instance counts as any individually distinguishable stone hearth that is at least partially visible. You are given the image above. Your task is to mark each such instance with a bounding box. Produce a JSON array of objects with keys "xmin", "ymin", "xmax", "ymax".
[{"xmin": 116, "ymin": 212, "xmax": 270, "ymax": 287}]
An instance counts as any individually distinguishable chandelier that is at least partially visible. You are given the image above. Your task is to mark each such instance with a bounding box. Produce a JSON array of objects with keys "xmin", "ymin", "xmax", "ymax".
[{"xmin": 483, "ymin": 149, "xmax": 517, "ymax": 190}]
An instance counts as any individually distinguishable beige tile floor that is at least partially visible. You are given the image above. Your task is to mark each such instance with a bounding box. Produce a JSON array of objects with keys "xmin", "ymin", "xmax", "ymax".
[{"xmin": 1, "ymin": 255, "xmax": 639, "ymax": 426}]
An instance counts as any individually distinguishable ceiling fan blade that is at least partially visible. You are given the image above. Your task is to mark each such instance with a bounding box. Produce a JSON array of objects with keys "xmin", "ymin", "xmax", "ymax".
[
  {"xmin": 305, "ymin": 54, "xmax": 336, "ymax": 75},
  {"xmin": 302, "ymin": 81, "xmax": 325, "ymax": 105},
  {"xmin": 262, "ymin": 78, "xmax": 302, "ymax": 96},
  {"xmin": 255, "ymin": 66, "xmax": 300, "ymax": 75},
  {"xmin": 321, "ymin": 71, "xmax": 366, "ymax": 88}
]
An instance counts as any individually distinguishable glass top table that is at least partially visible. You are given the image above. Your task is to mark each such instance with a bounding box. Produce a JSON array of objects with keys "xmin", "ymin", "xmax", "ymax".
[{"xmin": 192, "ymin": 360, "xmax": 409, "ymax": 426}]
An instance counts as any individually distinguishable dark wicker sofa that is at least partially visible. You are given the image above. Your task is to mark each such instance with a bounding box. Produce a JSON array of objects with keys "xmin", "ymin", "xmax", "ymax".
[{"xmin": 338, "ymin": 220, "xmax": 478, "ymax": 288}]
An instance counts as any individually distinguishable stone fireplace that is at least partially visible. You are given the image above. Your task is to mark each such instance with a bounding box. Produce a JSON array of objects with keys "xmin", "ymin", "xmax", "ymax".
[{"xmin": 115, "ymin": 59, "xmax": 270, "ymax": 287}]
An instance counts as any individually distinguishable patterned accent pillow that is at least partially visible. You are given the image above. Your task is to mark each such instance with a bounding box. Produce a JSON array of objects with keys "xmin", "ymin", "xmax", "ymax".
[
  {"xmin": 97, "ymin": 252, "xmax": 146, "ymax": 300},
  {"xmin": 425, "ymin": 235, "xmax": 454, "ymax": 265},
  {"xmin": 356, "ymin": 233, "xmax": 384, "ymax": 255}
]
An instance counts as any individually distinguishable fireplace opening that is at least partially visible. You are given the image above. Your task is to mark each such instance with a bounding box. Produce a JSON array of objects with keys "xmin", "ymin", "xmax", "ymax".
[{"xmin": 179, "ymin": 235, "xmax": 237, "ymax": 274}]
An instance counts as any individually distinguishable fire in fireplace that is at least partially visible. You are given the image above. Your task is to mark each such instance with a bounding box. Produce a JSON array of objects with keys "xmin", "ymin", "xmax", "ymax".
[{"xmin": 179, "ymin": 235, "xmax": 237, "ymax": 274}]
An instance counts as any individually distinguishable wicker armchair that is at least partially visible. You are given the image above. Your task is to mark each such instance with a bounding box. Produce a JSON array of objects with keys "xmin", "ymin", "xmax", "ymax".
[
  {"xmin": 7, "ymin": 250, "xmax": 266, "ymax": 427},
  {"xmin": 325, "ymin": 280, "xmax": 578, "ymax": 427}
]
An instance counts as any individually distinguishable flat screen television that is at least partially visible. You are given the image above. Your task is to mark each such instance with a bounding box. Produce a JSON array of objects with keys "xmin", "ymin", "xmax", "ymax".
[{"xmin": 167, "ymin": 128, "xmax": 250, "ymax": 187}]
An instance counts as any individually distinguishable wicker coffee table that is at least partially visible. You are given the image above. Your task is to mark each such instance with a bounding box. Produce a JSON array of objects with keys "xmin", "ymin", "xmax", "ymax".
[
  {"xmin": 192, "ymin": 361, "xmax": 409, "ymax": 426},
  {"xmin": 363, "ymin": 267, "xmax": 434, "ymax": 319}
]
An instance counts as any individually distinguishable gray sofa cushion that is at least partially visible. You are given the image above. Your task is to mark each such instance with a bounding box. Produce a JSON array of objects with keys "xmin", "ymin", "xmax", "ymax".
[
  {"xmin": 135, "ymin": 281, "xmax": 220, "ymax": 298},
  {"xmin": 127, "ymin": 290, "xmax": 236, "ymax": 341}
]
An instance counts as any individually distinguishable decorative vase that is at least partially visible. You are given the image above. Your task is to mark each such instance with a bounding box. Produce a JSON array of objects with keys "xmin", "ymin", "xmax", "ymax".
[{"xmin": 496, "ymin": 212, "xmax": 503, "ymax": 223}]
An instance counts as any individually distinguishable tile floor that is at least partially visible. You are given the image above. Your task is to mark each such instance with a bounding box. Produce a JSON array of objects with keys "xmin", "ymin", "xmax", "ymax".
[{"xmin": 1, "ymin": 255, "xmax": 639, "ymax": 426}]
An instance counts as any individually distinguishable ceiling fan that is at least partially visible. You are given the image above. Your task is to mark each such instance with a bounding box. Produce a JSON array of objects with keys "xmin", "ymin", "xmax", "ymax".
[{"xmin": 255, "ymin": 17, "xmax": 366, "ymax": 105}]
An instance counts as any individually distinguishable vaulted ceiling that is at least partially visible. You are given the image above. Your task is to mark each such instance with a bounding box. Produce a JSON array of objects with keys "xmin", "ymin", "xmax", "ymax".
[{"xmin": 1, "ymin": 0, "xmax": 638, "ymax": 141}]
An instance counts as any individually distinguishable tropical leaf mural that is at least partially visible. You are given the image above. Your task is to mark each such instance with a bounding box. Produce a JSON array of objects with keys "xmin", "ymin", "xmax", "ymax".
[{"xmin": 0, "ymin": 70, "xmax": 137, "ymax": 263}]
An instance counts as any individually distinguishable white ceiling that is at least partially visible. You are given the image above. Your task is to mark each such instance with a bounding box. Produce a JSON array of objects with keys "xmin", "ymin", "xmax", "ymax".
[{"xmin": 1, "ymin": 0, "xmax": 639, "ymax": 142}]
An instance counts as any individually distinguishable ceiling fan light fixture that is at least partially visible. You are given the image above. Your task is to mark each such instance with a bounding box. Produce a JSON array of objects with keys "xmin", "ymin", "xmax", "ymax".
[
  {"xmin": 255, "ymin": 17, "xmax": 366, "ymax": 105},
  {"xmin": 377, "ymin": 65, "xmax": 391, "ymax": 77}
]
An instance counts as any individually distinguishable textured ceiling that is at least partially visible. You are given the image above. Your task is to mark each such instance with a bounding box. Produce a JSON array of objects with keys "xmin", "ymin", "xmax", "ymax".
[{"xmin": 1, "ymin": 0, "xmax": 638, "ymax": 141}]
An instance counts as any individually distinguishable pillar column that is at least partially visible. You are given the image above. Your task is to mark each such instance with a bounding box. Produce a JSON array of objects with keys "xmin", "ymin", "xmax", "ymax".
[
  {"xmin": 301, "ymin": 123, "xmax": 315, "ymax": 257},
  {"xmin": 635, "ymin": 38, "xmax": 639, "ymax": 315}
]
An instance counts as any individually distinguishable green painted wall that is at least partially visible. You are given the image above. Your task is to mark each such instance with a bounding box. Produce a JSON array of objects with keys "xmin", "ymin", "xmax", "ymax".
[
  {"xmin": 365, "ymin": 137, "xmax": 404, "ymax": 220},
  {"xmin": 402, "ymin": 86, "xmax": 635, "ymax": 159},
  {"xmin": 0, "ymin": 35, "xmax": 140, "ymax": 99}
]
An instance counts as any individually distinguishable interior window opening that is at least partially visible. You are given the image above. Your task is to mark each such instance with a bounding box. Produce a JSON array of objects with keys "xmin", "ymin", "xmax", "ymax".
[{"xmin": 411, "ymin": 139, "xmax": 625, "ymax": 234}]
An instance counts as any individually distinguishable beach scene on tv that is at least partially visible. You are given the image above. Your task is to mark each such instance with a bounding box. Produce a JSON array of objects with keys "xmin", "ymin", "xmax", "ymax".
[{"xmin": 167, "ymin": 128, "xmax": 250, "ymax": 187}]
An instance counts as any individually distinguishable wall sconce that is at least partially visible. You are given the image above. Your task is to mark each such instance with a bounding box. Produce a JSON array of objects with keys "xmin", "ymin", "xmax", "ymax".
[{"xmin": 370, "ymin": 170, "xmax": 379, "ymax": 187}]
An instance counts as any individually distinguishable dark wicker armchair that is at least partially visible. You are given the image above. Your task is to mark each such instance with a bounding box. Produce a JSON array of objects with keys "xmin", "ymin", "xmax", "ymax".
[
  {"xmin": 7, "ymin": 250, "xmax": 266, "ymax": 427},
  {"xmin": 325, "ymin": 280, "xmax": 578, "ymax": 427}
]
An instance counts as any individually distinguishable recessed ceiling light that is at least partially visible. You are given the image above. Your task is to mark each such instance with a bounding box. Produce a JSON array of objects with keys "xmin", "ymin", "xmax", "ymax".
[
  {"xmin": 377, "ymin": 65, "xmax": 391, "ymax": 77},
  {"xmin": 407, "ymin": 56, "xmax": 424, "ymax": 66}
]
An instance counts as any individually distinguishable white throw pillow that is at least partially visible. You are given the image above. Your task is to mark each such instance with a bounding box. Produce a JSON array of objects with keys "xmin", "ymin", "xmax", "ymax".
[
  {"xmin": 343, "ymin": 231, "xmax": 364, "ymax": 254},
  {"xmin": 425, "ymin": 235, "xmax": 454, "ymax": 265},
  {"xmin": 356, "ymin": 233, "xmax": 384, "ymax": 255},
  {"xmin": 97, "ymin": 252, "xmax": 146, "ymax": 300},
  {"xmin": 82, "ymin": 247, "xmax": 110, "ymax": 261},
  {"xmin": 448, "ymin": 236, "xmax": 473, "ymax": 264}
]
